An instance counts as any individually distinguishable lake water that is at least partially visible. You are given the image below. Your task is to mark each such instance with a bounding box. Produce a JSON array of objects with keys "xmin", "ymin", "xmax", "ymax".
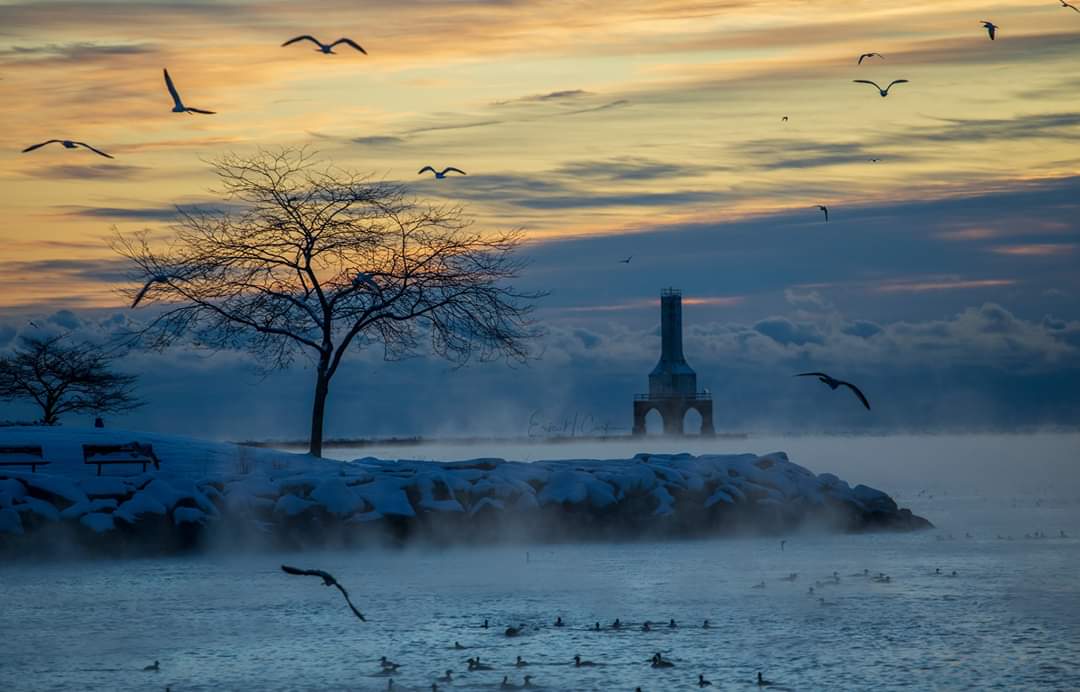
[{"xmin": 2, "ymin": 434, "xmax": 1079, "ymax": 691}]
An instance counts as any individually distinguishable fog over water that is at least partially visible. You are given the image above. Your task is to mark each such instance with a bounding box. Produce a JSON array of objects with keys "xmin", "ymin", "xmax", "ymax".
[{"xmin": 2, "ymin": 433, "xmax": 1078, "ymax": 691}]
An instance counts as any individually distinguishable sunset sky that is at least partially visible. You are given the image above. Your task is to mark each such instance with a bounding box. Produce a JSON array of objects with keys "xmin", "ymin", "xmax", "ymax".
[{"xmin": 1, "ymin": 0, "xmax": 1078, "ymax": 437}]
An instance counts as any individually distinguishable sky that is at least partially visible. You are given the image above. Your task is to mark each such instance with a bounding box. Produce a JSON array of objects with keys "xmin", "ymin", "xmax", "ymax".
[{"xmin": 0, "ymin": 0, "xmax": 1078, "ymax": 438}]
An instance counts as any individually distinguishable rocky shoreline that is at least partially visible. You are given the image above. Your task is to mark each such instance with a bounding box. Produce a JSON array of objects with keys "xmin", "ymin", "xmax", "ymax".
[{"xmin": 0, "ymin": 450, "xmax": 931, "ymax": 558}]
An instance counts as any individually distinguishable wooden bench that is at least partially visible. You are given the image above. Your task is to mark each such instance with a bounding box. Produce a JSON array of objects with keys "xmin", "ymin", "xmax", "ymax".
[
  {"xmin": 0, "ymin": 446, "xmax": 51, "ymax": 473},
  {"xmin": 83, "ymin": 443, "xmax": 161, "ymax": 476}
]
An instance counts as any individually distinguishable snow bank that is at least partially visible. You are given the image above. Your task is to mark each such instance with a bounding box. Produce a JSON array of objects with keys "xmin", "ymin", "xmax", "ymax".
[{"xmin": 0, "ymin": 427, "xmax": 931, "ymax": 555}]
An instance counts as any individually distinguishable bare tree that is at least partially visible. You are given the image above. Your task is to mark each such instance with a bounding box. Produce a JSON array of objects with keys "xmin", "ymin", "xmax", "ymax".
[
  {"xmin": 115, "ymin": 148, "xmax": 543, "ymax": 457},
  {"xmin": 0, "ymin": 335, "xmax": 142, "ymax": 426}
]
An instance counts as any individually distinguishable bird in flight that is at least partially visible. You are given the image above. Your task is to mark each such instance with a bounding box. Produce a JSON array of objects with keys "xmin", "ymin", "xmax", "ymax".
[
  {"xmin": 795, "ymin": 372, "xmax": 871, "ymax": 410},
  {"xmin": 418, "ymin": 166, "xmax": 466, "ymax": 179},
  {"xmin": 281, "ymin": 564, "xmax": 366, "ymax": 621},
  {"xmin": 852, "ymin": 79, "xmax": 908, "ymax": 97},
  {"xmin": 163, "ymin": 69, "xmax": 215, "ymax": 114},
  {"xmin": 815, "ymin": 205, "xmax": 829, "ymax": 222},
  {"xmin": 1061, "ymin": 0, "xmax": 1080, "ymax": 12},
  {"xmin": 282, "ymin": 35, "xmax": 367, "ymax": 54},
  {"xmin": 857, "ymin": 52, "xmax": 884, "ymax": 64},
  {"xmin": 870, "ymin": 158, "xmax": 881, "ymax": 163},
  {"xmin": 22, "ymin": 139, "xmax": 113, "ymax": 159},
  {"xmin": 980, "ymin": 21, "xmax": 999, "ymax": 40},
  {"xmin": 130, "ymin": 274, "xmax": 177, "ymax": 308},
  {"xmin": 618, "ymin": 256, "xmax": 632, "ymax": 264},
  {"xmin": 781, "ymin": 116, "xmax": 789, "ymax": 122}
]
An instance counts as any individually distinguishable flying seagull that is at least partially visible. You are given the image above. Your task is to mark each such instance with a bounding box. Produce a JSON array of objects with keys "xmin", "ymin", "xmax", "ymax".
[
  {"xmin": 852, "ymin": 79, "xmax": 908, "ymax": 97},
  {"xmin": 1061, "ymin": 0, "xmax": 1080, "ymax": 12},
  {"xmin": 795, "ymin": 372, "xmax": 871, "ymax": 410},
  {"xmin": 418, "ymin": 166, "xmax": 466, "ymax": 179},
  {"xmin": 22, "ymin": 139, "xmax": 113, "ymax": 159},
  {"xmin": 980, "ymin": 21, "xmax": 999, "ymax": 40},
  {"xmin": 130, "ymin": 275, "xmax": 176, "ymax": 308},
  {"xmin": 282, "ymin": 35, "xmax": 367, "ymax": 54},
  {"xmin": 618, "ymin": 256, "xmax": 632, "ymax": 264},
  {"xmin": 857, "ymin": 52, "xmax": 884, "ymax": 64},
  {"xmin": 781, "ymin": 116, "xmax": 789, "ymax": 122},
  {"xmin": 815, "ymin": 205, "xmax": 829, "ymax": 222},
  {"xmin": 163, "ymin": 68, "xmax": 215, "ymax": 114},
  {"xmin": 280, "ymin": 564, "xmax": 366, "ymax": 621}
]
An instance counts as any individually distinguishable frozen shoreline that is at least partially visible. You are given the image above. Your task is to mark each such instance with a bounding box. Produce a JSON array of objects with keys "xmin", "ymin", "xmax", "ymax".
[{"xmin": 0, "ymin": 427, "xmax": 930, "ymax": 557}]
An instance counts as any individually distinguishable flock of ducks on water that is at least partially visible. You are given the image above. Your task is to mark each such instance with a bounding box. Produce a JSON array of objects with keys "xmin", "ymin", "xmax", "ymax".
[{"xmin": 137, "ymin": 533, "xmax": 1074, "ymax": 690}]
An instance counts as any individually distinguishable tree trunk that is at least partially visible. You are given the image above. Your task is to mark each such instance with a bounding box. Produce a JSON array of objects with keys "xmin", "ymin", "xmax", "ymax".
[{"xmin": 308, "ymin": 366, "xmax": 331, "ymax": 458}]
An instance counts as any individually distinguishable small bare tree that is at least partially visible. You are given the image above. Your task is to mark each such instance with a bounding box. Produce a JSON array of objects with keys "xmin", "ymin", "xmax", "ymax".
[
  {"xmin": 0, "ymin": 335, "xmax": 142, "ymax": 426},
  {"xmin": 115, "ymin": 148, "xmax": 542, "ymax": 457}
]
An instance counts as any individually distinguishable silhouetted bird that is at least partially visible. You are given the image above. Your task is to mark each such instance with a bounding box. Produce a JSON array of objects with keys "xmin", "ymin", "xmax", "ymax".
[
  {"xmin": 280, "ymin": 564, "xmax": 366, "ymax": 620},
  {"xmin": 1060, "ymin": 0, "xmax": 1080, "ymax": 12},
  {"xmin": 980, "ymin": 20, "xmax": 999, "ymax": 40},
  {"xmin": 22, "ymin": 139, "xmax": 113, "ymax": 159},
  {"xmin": 857, "ymin": 52, "xmax": 884, "ymax": 64},
  {"xmin": 163, "ymin": 68, "xmax": 215, "ymax": 114},
  {"xmin": 699, "ymin": 673, "xmax": 713, "ymax": 687},
  {"xmin": 143, "ymin": 660, "xmax": 159, "ymax": 672},
  {"xmin": 758, "ymin": 671, "xmax": 773, "ymax": 686},
  {"xmin": 853, "ymin": 79, "xmax": 908, "ymax": 97},
  {"xmin": 282, "ymin": 35, "xmax": 366, "ymax": 54},
  {"xmin": 574, "ymin": 655, "xmax": 596, "ymax": 667},
  {"xmin": 795, "ymin": 372, "xmax": 871, "ymax": 410},
  {"xmin": 618, "ymin": 256, "xmax": 632, "ymax": 264},
  {"xmin": 815, "ymin": 205, "xmax": 829, "ymax": 222},
  {"xmin": 418, "ymin": 166, "xmax": 466, "ymax": 179},
  {"xmin": 781, "ymin": 116, "xmax": 788, "ymax": 122},
  {"xmin": 131, "ymin": 274, "xmax": 176, "ymax": 308}
]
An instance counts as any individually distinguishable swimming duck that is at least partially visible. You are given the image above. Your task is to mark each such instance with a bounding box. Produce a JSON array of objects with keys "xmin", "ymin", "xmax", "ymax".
[
  {"xmin": 515, "ymin": 656, "xmax": 528, "ymax": 667},
  {"xmin": 501, "ymin": 675, "xmax": 517, "ymax": 689},
  {"xmin": 554, "ymin": 616, "xmax": 564, "ymax": 627},
  {"xmin": 612, "ymin": 618, "xmax": 622, "ymax": 629},
  {"xmin": 757, "ymin": 671, "xmax": 773, "ymax": 686},
  {"xmin": 380, "ymin": 656, "xmax": 400, "ymax": 671},
  {"xmin": 699, "ymin": 673, "xmax": 713, "ymax": 687},
  {"xmin": 668, "ymin": 619, "xmax": 677, "ymax": 629},
  {"xmin": 437, "ymin": 670, "xmax": 453, "ymax": 683},
  {"xmin": 523, "ymin": 675, "xmax": 536, "ymax": 688},
  {"xmin": 143, "ymin": 661, "xmax": 159, "ymax": 672},
  {"xmin": 702, "ymin": 619, "xmax": 710, "ymax": 629},
  {"xmin": 642, "ymin": 621, "xmax": 652, "ymax": 632},
  {"xmin": 574, "ymin": 654, "xmax": 597, "ymax": 667}
]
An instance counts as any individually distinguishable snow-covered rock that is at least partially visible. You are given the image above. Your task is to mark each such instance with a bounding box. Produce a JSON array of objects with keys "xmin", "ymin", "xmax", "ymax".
[
  {"xmin": 0, "ymin": 507, "xmax": 24, "ymax": 534},
  {"xmin": 80, "ymin": 512, "xmax": 115, "ymax": 533},
  {"xmin": 310, "ymin": 479, "xmax": 364, "ymax": 517},
  {"xmin": 0, "ymin": 427, "xmax": 931, "ymax": 554},
  {"xmin": 114, "ymin": 492, "xmax": 167, "ymax": 523}
]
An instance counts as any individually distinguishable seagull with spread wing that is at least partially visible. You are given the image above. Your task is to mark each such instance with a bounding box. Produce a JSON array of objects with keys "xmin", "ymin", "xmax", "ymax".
[
  {"xmin": 22, "ymin": 139, "xmax": 113, "ymax": 159},
  {"xmin": 815, "ymin": 205, "xmax": 829, "ymax": 222},
  {"xmin": 281, "ymin": 564, "xmax": 366, "ymax": 621},
  {"xmin": 980, "ymin": 20, "xmax": 999, "ymax": 40},
  {"xmin": 163, "ymin": 69, "xmax": 215, "ymax": 114},
  {"xmin": 852, "ymin": 79, "xmax": 908, "ymax": 97},
  {"xmin": 282, "ymin": 35, "xmax": 367, "ymax": 54},
  {"xmin": 618, "ymin": 256, "xmax": 632, "ymax": 264},
  {"xmin": 857, "ymin": 52, "xmax": 884, "ymax": 64},
  {"xmin": 418, "ymin": 166, "xmax": 466, "ymax": 179},
  {"xmin": 130, "ymin": 274, "xmax": 178, "ymax": 308},
  {"xmin": 795, "ymin": 372, "xmax": 871, "ymax": 410},
  {"xmin": 1060, "ymin": 1, "xmax": 1080, "ymax": 13}
]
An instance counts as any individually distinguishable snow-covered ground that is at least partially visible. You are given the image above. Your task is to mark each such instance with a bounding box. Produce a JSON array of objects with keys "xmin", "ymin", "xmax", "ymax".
[{"xmin": 0, "ymin": 427, "xmax": 927, "ymax": 551}]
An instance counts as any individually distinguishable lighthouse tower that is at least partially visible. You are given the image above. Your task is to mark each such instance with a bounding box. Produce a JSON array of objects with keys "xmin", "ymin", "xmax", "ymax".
[{"xmin": 632, "ymin": 289, "xmax": 714, "ymax": 436}]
